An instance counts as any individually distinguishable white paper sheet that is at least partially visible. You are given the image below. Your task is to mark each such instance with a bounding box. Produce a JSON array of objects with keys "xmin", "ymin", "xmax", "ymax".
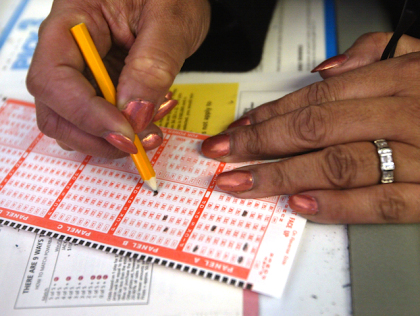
[{"xmin": 0, "ymin": 224, "xmax": 253, "ymax": 316}]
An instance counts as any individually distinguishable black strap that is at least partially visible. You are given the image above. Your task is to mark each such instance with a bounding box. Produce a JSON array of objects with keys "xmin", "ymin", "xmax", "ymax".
[{"xmin": 381, "ymin": 0, "xmax": 420, "ymax": 60}]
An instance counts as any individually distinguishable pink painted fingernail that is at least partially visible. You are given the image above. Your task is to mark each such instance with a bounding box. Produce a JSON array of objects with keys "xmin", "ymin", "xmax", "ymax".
[
  {"xmin": 153, "ymin": 99, "xmax": 178, "ymax": 122},
  {"xmin": 216, "ymin": 170, "xmax": 254, "ymax": 192},
  {"xmin": 227, "ymin": 116, "xmax": 251, "ymax": 129},
  {"xmin": 121, "ymin": 99, "xmax": 155, "ymax": 133},
  {"xmin": 289, "ymin": 195, "xmax": 318, "ymax": 215},
  {"xmin": 311, "ymin": 54, "xmax": 349, "ymax": 73},
  {"xmin": 141, "ymin": 133, "xmax": 163, "ymax": 151},
  {"xmin": 165, "ymin": 91, "xmax": 173, "ymax": 100},
  {"xmin": 201, "ymin": 134, "xmax": 230, "ymax": 159},
  {"xmin": 104, "ymin": 132, "xmax": 138, "ymax": 154}
]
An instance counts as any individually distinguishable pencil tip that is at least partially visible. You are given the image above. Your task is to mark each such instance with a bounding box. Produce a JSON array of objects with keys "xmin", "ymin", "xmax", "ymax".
[{"xmin": 144, "ymin": 177, "xmax": 158, "ymax": 194}]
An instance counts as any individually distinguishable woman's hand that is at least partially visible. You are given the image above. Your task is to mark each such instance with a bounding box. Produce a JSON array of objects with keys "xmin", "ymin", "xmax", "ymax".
[
  {"xmin": 201, "ymin": 32, "xmax": 420, "ymax": 224},
  {"xmin": 26, "ymin": 0, "xmax": 210, "ymax": 157}
]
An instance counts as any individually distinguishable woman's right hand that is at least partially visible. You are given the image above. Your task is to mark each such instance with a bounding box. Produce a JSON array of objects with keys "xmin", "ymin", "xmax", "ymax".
[{"xmin": 27, "ymin": 0, "xmax": 211, "ymax": 157}]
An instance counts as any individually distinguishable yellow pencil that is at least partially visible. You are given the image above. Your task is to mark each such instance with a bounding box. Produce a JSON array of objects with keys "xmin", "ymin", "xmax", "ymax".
[{"xmin": 70, "ymin": 23, "xmax": 158, "ymax": 194}]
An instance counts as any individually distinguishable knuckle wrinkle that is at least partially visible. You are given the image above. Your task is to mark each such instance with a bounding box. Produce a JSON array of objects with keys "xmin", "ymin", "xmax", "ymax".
[
  {"xmin": 306, "ymin": 80, "xmax": 337, "ymax": 105},
  {"xmin": 322, "ymin": 145, "xmax": 357, "ymax": 188},
  {"xmin": 377, "ymin": 188, "xmax": 406, "ymax": 222},
  {"xmin": 269, "ymin": 163, "xmax": 291, "ymax": 192},
  {"xmin": 291, "ymin": 106, "xmax": 328, "ymax": 147},
  {"xmin": 242, "ymin": 125, "xmax": 266, "ymax": 156}
]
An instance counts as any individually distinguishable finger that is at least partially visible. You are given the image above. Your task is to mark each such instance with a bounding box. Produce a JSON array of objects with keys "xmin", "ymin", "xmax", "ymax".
[
  {"xmin": 311, "ymin": 33, "xmax": 391, "ymax": 75},
  {"xmin": 214, "ymin": 141, "xmax": 420, "ymax": 199},
  {"xmin": 138, "ymin": 123, "xmax": 164, "ymax": 151},
  {"xmin": 228, "ymin": 49, "xmax": 420, "ymax": 127},
  {"xmin": 289, "ymin": 183, "xmax": 420, "ymax": 224},
  {"xmin": 117, "ymin": 0, "xmax": 210, "ymax": 133},
  {"xmin": 56, "ymin": 140, "xmax": 74, "ymax": 151},
  {"xmin": 36, "ymin": 102, "xmax": 128, "ymax": 158},
  {"xmin": 153, "ymin": 96, "xmax": 178, "ymax": 122},
  {"xmin": 202, "ymin": 96, "xmax": 420, "ymax": 162},
  {"xmin": 315, "ymin": 33, "xmax": 420, "ymax": 78},
  {"xmin": 27, "ymin": 9, "xmax": 136, "ymax": 154}
]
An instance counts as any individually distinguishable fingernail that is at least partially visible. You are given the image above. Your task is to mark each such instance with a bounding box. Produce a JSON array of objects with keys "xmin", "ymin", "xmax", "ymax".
[
  {"xmin": 153, "ymin": 99, "xmax": 178, "ymax": 122},
  {"xmin": 121, "ymin": 99, "xmax": 155, "ymax": 133},
  {"xmin": 104, "ymin": 132, "xmax": 138, "ymax": 154},
  {"xmin": 165, "ymin": 91, "xmax": 173, "ymax": 100},
  {"xmin": 227, "ymin": 116, "xmax": 251, "ymax": 129},
  {"xmin": 201, "ymin": 134, "xmax": 230, "ymax": 159},
  {"xmin": 216, "ymin": 170, "xmax": 254, "ymax": 192},
  {"xmin": 311, "ymin": 54, "xmax": 349, "ymax": 73},
  {"xmin": 289, "ymin": 194, "xmax": 318, "ymax": 215},
  {"xmin": 141, "ymin": 133, "xmax": 163, "ymax": 151}
]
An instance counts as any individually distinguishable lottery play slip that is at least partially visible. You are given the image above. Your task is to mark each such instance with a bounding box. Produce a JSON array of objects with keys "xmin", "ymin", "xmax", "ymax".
[{"xmin": 0, "ymin": 99, "xmax": 306, "ymax": 298}]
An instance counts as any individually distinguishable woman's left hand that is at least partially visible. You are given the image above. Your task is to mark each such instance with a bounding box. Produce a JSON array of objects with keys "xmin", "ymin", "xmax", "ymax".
[{"xmin": 201, "ymin": 32, "xmax": 420, "ymax": 224}]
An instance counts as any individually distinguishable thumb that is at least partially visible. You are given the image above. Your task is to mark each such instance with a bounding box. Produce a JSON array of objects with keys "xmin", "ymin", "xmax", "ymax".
[
  {"xmin": 117, "ymin": 0, "xmax": 210, "ymax": 133},
  {"xmin": 314, "ymin": 32, "xmax": 420, "ymax": 78}
]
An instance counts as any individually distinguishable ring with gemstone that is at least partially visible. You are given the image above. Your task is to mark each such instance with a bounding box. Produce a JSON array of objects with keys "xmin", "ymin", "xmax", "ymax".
[{"xmin": 373, "ymin": 139, "xmax": 395, "ymax": 184}]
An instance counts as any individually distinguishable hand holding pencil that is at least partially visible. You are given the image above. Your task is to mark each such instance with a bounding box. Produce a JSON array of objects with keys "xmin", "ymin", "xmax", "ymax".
[
  {"xmin": 26, "ymin": 0, "xmax": 211, "ymax": 158},
  {"xmin": 70, "ymin": 23, "xmax": 159, "ymax": 193}
]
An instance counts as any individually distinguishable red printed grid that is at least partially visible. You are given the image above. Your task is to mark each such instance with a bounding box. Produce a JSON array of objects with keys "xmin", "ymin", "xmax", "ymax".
[
  {"xmin": 183, "ymin": 195, "xmax": 276, "ymax": 269},
  {"xmin": 0, "ymin": 99, "xmax": 304, "ymax": 291},
  {"xmin": 0, "ymin": 100, "xmax": 39, "ymax": 149}
]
